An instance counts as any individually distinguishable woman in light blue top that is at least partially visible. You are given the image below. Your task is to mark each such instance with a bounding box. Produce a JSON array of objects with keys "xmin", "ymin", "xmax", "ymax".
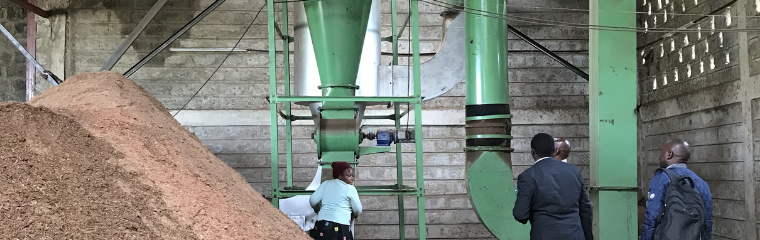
[{"xmin": 309, "ymin": 162, "xmax": 362, "ymax": 240}]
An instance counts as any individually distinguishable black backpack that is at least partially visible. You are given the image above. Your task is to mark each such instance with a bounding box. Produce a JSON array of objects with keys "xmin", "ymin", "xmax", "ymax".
[{"xmin": 653, "ymin": 168, "xmax": 707, "ymax": 240}]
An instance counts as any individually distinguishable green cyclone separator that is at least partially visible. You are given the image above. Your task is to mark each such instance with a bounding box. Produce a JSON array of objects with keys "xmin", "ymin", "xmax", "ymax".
[{"xmin": 303, "ymin": 0, "xmax": 373, "ymax": 97}]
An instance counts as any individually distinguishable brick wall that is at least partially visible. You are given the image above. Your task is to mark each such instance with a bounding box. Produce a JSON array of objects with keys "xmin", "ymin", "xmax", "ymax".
[
  {"xmin": 751, "ymin": 1, "xmax": 760, "ymax": 237},
  {"xmin": 637, "ymin": 0, "xmax": 757, "ymax": 239},
  {"xmin": 752, "ymin": 99, "xmax": 760, "ymax": 239},
  {"xmin": 54, "ymin": 0, "xmax": 588, "ymax": 238},
  {"xmin": 750, "ymin": 0, "xmax": 760, "ymax": 236},
  {"xmin": 0, "ymin": 3, "xmax": 27, "ymax": 102}
]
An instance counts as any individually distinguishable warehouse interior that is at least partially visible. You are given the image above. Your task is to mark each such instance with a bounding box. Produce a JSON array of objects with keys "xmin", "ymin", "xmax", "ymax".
[{"xmin": 0, "ymin": 0, "xmax": 758, "ymax": 239}]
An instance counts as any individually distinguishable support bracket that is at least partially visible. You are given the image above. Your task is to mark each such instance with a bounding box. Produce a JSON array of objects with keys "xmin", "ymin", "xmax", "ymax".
[
  {"xmin": 507, "ymin": 24, "xmax": 589, "ymax": 81},
  {"xmin": 124, "ymin": 0, "xmax": 227, "ymax": 77},
  {"xmin": 588, "ymin": 186, "xmax": 640, "ymax": 191},
  {"xmin": 358, "ymin": 146, "xmax": 392, "ymax": 156},
  {"xmin": 102, "ymin": 0, "xmax": 167, "ymax": 71},
  {"xmin": 0, "ymin": 22, "xmax": 61, "ymax": 86},
  {"xmin": 5, "ymin": 0, "xmax": 50, "ymax": 18}
]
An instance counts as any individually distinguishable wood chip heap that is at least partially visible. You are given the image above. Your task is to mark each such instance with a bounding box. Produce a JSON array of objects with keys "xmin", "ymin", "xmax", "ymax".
[{"xmin": 0, "ymin": 72, "xmax": 310, "ymax": 240}]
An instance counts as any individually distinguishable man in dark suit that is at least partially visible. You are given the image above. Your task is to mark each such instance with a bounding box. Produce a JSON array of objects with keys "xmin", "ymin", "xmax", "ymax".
[{"xmin": 513, "ymin": 133, "xmax": 593, "ymax": 240}]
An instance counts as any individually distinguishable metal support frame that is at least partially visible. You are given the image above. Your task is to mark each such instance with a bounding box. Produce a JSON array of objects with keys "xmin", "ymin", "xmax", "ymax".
[
  {"xmin": 25, "ymin": 0, "xmax": 36, "ymax": 102},
  {"xmin": 101, "ymin": 0, "xmax": 166, "ymax": 71},
  {"xmin": 282, "ymin": 1, "xmax": 293, "ymax": 188},
  {"xmin": 267, "ymin": 0, "xmax": 426, "ymax": 239},
  {"xmin": 382, "ymin": 13, "xmax": 410, "ymax": 43},
  {"xmin": 5, "ymin": 0, "xmax": 50, "ymax": 18},
  {"xmin": 124, "ymin": 0, "xmax": 226, "ymax": 77},
  {"xmin": 0, "ymin": 22, "xmax": 60, "ymax": 86},
  {"xmin": 589, "ymin": 0, "xmax": 638, "ymax": 239},
  {"xmin": 507, "ymin": 25, "xmax": 589, "ymax": 80},
  {"xmin": 270, "ymin": 96, "xmax": 420, "ymax": 103}
]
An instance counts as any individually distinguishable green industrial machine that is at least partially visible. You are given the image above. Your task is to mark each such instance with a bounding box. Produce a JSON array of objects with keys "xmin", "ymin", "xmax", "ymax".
[
  {"xmin": 266, "ymin": 0, "xmax": 427, "ymax": 239},
  {"xmin": 463, "ymin": 0, "xmax": 529, "ymax": 239},
  {"xmin": 267, "ymin": 0, "xmax": 638, "ymax": 239},
  {"xmin": 303, "ymin": 0, "xmax": 388, "ymax": 162}
]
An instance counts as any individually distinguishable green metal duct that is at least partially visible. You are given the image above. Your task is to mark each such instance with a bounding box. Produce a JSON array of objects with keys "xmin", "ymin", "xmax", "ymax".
[
  {"xmin": 464, "ymin": 0, "xmax": 529, "ymax": 239},
  {"xmin": 464, "ymin": 2, "xmax": 508, "ymax": 106}
]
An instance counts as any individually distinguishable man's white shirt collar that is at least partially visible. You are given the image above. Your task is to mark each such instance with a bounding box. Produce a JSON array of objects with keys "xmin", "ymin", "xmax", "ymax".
[
  {"xmin": 535, "ymin": 157, "xmax": 552, "ymax": 163},
  {"xmin": 561, "ymin": 159, "xmax": 567, "ymax": 163}
]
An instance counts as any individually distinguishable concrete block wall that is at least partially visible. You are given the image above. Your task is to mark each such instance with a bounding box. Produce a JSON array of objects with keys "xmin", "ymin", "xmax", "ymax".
[
  {"xmin": 753, "ymin": 99, "xmax": 760, "ymax": 239},
  {"xmin": 48, "ymin": 0, "xmax": 588, "ymax": 238},
  {"xmin": 749, "ymin": 0, "xmax": 760, "ymax": 237},
  {"xmin": 638, "ymin": 0, "xmax": 760, "ymax": 239},
  {"xmin": 0, "ymin": 3, "xmax": 27, "ymax": 102}
]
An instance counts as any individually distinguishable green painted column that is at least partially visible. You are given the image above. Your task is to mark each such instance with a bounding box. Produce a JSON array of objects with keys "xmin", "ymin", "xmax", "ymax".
[
  {"xmin": 463, "ymin": 0, "xmax": 527, "ymax": 239},
  {"xmin": 267, "ymin": 0, "xmax": 280, "ymax": 207},
  {"xmin": 589, "ymin": 0, "xmax": 638, "ymax": 239},
  {"xmin": 282, "ymin": 0, "xmax": 293, "ymax": 187}
]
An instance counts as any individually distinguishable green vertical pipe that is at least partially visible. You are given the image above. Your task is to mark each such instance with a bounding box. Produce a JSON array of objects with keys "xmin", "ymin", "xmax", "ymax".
[
  {"xmin": 463, "ymin": 0, "xmax": 524, "ymax": 239},
  {"xmin": 395, "ymin": 103, "xmax": 406, "ymax": 240},
  {"xmin": 410, "ymin": 0, "xmax": 425, "ymax": 239},
  {"xmin": 589, "ymin": 0, "xmax": 637, "ymax": 239},
  {"xmin": 283, "ymin": 1, "xmax": 293, "ymax": 187},
  {"xmin": 465, "ymin": 0, "xmax": 508, "ymax": 106},
  {"xmin": 391, "ymin": 0, "xmax": 399, "ymax": 65},
  {"xmin": 267, "ymin": 0, "xmax": 279, "ymax": 207}
]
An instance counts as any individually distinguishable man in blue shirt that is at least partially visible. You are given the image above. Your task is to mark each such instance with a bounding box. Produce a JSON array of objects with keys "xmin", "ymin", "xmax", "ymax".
[{"xmin": 641, "ymin": 139, "xmax": 713, "ymax": 240}]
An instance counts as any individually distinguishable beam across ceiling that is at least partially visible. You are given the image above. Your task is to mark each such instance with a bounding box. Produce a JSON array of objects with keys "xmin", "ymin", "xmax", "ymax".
[
  {"xmin": 4, "ymin": 0, "xmax": 50, "ymax": 18},
  {"xmin": 101, "ymin": 0, "xmax": 167, "ymax": 71}
]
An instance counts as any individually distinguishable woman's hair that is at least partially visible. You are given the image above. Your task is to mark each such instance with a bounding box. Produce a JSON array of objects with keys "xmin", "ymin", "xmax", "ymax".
[{"xmin": 331, "ymin": 162, "xmax": 351, "ymax": 179}]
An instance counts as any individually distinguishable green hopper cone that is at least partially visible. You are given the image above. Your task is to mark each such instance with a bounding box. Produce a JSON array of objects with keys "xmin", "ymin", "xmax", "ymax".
[{"xmin": 304, "ymin": 0, "xmax": 373, "ymax": 97}]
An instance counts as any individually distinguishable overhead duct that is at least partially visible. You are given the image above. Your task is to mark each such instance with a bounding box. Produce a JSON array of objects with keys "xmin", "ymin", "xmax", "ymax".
[{"xmin": 377, "ymin": 13, "xmax": 465, "ymax": 100}]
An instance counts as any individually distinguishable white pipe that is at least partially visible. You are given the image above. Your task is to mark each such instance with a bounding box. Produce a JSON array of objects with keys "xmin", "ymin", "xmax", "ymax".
[
  {"xmin": 294, "ymin": 3, "xmax": 322, "ymax": 116},
  {"xmin": 356, "ymin": 0, "xmax": 380, "ymax": 97},
  {"xmin": 294, "ymin": 3, "xmax": 321, "ymax": 99}
]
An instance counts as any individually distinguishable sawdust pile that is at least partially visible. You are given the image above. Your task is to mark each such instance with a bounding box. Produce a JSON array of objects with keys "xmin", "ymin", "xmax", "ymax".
[{"xmin": 0, "ymin": 71, "xmax": 309, "ymax": 239}]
